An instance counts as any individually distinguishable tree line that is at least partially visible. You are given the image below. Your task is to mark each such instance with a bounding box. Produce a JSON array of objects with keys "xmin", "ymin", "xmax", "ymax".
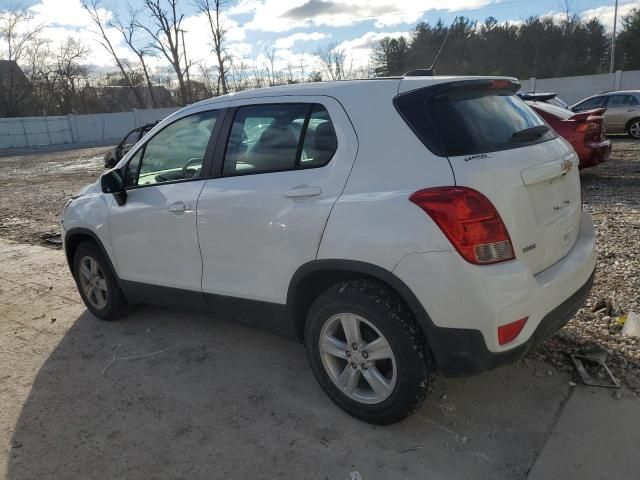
[{"xmin": 373, "ymin": 9, "xmax": 640, "ymax": 78}]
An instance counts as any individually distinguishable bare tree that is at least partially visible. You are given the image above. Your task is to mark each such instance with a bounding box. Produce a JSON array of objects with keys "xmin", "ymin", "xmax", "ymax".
[
  {"xmin": 54, "ymin": 37, "xmax": 90, "ymax": 113},
  {"xmin": 0, "ymin": 8, "xmax": 43, "ymax": 116},
  {"xmin": 110, "ymin": 5, "xmax": 158, "ymax": 107},
  {"xmin": 138, "ymin": 0, "xmax": 190, "ymax": 105},
  {"xmin": 263, "ymin": 46, "xmax": 277, "ymax": 86},
  {"xmin": 82, "ymin": 0, "xmax": 145, "ymax": 108},
  {"xmin": 194, "ymin": 0, "xmax": 230, "ymax": 95},
  {"xmin": 315, "ymin": 42, "xmax": 352, "ymax": 80}
]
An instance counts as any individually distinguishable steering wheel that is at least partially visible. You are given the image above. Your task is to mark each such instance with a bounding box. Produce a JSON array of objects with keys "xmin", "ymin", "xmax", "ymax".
[{"xmin": 182, "ymin": 157, "xmax": 202, "ymax": 177}]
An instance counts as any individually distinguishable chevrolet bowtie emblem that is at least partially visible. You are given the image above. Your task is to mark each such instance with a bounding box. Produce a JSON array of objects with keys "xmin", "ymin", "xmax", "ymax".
[{"xmin": 562, "ymin": 158, "xmax": 573, "ymax": 173}]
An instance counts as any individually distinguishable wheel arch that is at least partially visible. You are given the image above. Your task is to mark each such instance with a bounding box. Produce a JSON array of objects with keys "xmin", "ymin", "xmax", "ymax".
[
  {"xmin": 64, "ymin": 228, "xmax": 121, "ymax": 287},
  {"xmin": 287, "ymin": 259, "xmax": 435, "ymax": 343}
]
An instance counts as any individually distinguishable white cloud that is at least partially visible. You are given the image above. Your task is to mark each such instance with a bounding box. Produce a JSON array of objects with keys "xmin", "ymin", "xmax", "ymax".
[
  {"xmin": 240, "ymin": 0, "xmax": 495, "ymax": 33},
  {"xmin": 274, "ymin": 32, "xmax": 330, "ymax": 49},
  {"xmin": 336, "ymin": 30, "xmax": 409, "ymax": 67},
  {"xmin": 581, "ymin": 1, "xmax": 638, "ymax": 31}
]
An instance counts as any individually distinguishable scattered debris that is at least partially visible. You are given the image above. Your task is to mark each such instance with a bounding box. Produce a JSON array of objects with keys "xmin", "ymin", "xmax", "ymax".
[
  {"xmin": 398, "ymin": 446, "xmax": 423, "ymax": 454},
  {"xmin": 621, "ymin": 311, "xmax": 640, "ymax": 337},
  {"xmin": 350, "ymin": 471, "xmax": 362, "ymax": 480},
  {"xmin": 571, "ymin": 353, "xmax": 621, "ymax": 389},
  {"xmin": 39, "ymin": 232, "xmax": 62, "ymax": 246},
  {"xmin": 11, "ymin": 440, "xmax": 22, "ymax": 449},
  {"xmin": 50, "ymin": 318, "xmax": 56, "ymax": 324},
  {"xmin": 100, "ymin": 344, "xmax": 179, "ymax": 376}
]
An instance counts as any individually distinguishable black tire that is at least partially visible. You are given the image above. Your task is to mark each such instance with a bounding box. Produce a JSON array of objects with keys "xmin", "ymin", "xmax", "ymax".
[
  {"xmin": 73, "ymin": 241, "xmax": 128, "ymax": 321},
  {"xmin": 627, "ymin": 118, "xmax": 640, "ymax": 139},
  {"xmin": 304, "ymin": 279, "xmax": 435, "ymax": 425}
]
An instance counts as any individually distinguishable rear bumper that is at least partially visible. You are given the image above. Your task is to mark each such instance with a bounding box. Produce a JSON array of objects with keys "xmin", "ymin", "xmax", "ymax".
[
  {"xmin": 579, "ymin": 139, "xmax": 611, "ymax": 168},
  {"xmin": 425, "ymin": 268, "xmax": 594, "ymax": 376},
  {"xmin": 393, "ymin": 210, "xmax": 597, "ymax": 376}
]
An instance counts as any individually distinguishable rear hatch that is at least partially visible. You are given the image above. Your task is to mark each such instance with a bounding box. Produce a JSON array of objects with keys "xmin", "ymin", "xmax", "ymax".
[{"xmin": 396, "ymin": 78, "xmax": 582, "ymax": 274}]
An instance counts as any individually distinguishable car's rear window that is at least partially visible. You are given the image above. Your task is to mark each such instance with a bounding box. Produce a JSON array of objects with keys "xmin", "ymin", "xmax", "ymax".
[{"xmin": 395, "ymin": 84, "xmax": 557, "ymax": 157}]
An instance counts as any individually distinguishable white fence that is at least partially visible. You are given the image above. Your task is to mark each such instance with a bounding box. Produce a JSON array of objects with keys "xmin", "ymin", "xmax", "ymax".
[
  {"xmin": 0, "ymin": 107, "xmax": 178, "ymax": 150},
  {"xmin": 525, "ymin": 70, "xmax": 640, "ymax": 105}
]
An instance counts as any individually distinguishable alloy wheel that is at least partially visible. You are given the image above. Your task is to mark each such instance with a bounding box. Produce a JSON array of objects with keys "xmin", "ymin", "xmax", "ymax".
[
  {"xmin": 629, "ymin": 121, "xmax": 640, "ymax": 139},
  {"xmin": 78, "ymin": 256, "xmax": 108, "ymax": 310},
  {"xmin": 319, "ymin": 313, "xmax": 397, "ymax": 404}
]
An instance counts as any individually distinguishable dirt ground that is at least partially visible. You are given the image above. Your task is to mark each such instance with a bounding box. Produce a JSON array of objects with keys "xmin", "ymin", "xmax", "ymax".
[
  {"xmin": 1, "ymin": 140, "xmax": 640, "ymax": 479},
  {"xmin": 0, "ymin": 145, "xmax": 110, "ymax": 246}
]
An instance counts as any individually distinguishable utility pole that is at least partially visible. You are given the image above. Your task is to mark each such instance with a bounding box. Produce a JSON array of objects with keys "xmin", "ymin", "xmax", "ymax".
[
  {"xmin": 181, "ymin": 29, "xmax": 193, "ymax": 103},
  {"xmin": 609, "ymin": 0, "xmax": 619, "ymax": 73}
]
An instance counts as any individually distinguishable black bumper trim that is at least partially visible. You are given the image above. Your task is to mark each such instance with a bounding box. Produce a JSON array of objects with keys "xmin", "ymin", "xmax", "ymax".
[{"xmin": 431, "ymin": 268, "xmax": 595, "ymax": 377}]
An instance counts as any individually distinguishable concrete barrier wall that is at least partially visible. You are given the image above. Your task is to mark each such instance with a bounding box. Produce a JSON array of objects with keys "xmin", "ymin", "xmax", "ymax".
[
  {"xmin": 0, "ymin": 107, "xmax": 179, "ymax": 150},
  {"xmin": 525, "ymin": 70, "xmax": 640, "ymax": 105}
]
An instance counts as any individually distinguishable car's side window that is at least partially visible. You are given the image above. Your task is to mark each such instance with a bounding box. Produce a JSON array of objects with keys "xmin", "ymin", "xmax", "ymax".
[
  {"xmin": 222, "ymin": 103, "xmax": 338, "ymax": 176},
  {"xmin": 576, "ymin": 96, "xmax": 605, "ymax": 110},
  {"xmin": 128, "ymin": 110, "xmax": 218, "ymax": 187},
  {"xmin": 632, "ymin": 96, "xmax": 640, "ymax": 106},
  {"xmin": 300, "ymin": 105, "xmax": 338, "ymax": 169},
  {"xmin": 606, "ymin": 95, "xmax": 632, "ymax": 108}
]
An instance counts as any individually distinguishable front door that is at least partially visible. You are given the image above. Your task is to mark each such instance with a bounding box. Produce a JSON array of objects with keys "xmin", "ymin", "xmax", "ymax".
[
  {"xmin": 197, "ymin": 97, "xmax": 358, "ymax": 307},
  {"xmin": 604, "ymin": 94, "xmax": 636, "ymax": 133},
  {"xmin": 109, "ymin": 108, "xmax": 222, "ymax": 292}
]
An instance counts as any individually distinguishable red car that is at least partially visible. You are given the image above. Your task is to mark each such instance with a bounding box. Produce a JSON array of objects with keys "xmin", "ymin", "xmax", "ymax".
[{"xmin": 524, "ymin": 98, "xmax": 611, "ymax": 169}]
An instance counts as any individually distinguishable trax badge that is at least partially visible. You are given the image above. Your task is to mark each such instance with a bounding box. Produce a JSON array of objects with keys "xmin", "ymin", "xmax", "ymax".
[{"xmin": 561, "ymin": 158, "xmax": 573, "ymax": 173}]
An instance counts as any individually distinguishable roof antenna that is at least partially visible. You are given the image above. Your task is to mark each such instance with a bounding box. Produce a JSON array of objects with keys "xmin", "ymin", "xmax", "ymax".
[{"xmin": 403, "ymin": 18, "xmax": 453, "ymax": 77}]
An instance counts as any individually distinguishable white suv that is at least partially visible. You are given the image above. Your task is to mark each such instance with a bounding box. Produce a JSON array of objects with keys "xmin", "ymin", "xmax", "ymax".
[{"xmin": 62, "ymin": 76, "xmax": 596, "ymax": 424}]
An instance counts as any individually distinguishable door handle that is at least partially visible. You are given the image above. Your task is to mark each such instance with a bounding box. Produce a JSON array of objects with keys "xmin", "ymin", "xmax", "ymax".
[
  {"xmin": 284, "ymin": 186, "xmax": 322, "ymax": 198},
  {"xmin": 168, "ymin": 203, "xmax": 192, "ymax": 213}
]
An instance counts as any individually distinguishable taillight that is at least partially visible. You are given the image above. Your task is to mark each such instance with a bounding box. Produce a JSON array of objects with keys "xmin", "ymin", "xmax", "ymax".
[
  {"xmin": 577, "ymin": 122, "xmax": 600, "ymax": 143},
  {"xmin": 410, "ymin": 187, "xmax": 515, "ymax": 265},
  {"xmin": 498, "ymin": 317, "xmax": 528, "ymax": 345}
]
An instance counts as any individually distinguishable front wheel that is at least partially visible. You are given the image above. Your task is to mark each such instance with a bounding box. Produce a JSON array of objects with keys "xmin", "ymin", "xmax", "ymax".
[
  {"xmin": 304, "ymin": 280, "xmax": 435, "ymax": 424},
  {"xmin": 73, "ymin": 242, "xmax": 127, "ymax": 321}
]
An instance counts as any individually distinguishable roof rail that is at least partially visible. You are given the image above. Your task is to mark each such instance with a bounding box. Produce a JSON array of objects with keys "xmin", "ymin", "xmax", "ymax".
[{"xmin": 403, "ymin": 69, "xmax": 434, "ymax": 77}]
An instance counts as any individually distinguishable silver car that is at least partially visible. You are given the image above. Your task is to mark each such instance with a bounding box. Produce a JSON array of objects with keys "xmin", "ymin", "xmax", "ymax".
[{"xmin": 571, "ymin": 90, "xmax": 640, "ymax": 139}]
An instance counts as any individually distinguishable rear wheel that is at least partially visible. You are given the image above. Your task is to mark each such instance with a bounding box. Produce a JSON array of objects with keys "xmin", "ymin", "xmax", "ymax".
[
  {"xmin": 73, "ymin": 242, "xmax": 127, "ymax": 321},
  {"xmin": 628, "ymin": 119, "xmax": 640, "ymax": 139},
  {"xmin": 304, "ymin": 280, "xmax": 435, "ymax": 424}
]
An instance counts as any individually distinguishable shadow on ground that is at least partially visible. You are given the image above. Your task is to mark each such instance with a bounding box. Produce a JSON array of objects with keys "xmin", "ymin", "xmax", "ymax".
[{"xmin": 6, "ymin": 306, "xmax": 571, "ymax": 479}]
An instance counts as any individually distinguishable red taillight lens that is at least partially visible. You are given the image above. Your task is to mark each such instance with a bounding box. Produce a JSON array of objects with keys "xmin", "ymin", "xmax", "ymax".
[
  {"xmin": 498, "ymin": 317, "xmax": 528, "ymax": 345},
  {"xmin": 409, "ymin": 187, "xmax": 515, "ymax": 265}
]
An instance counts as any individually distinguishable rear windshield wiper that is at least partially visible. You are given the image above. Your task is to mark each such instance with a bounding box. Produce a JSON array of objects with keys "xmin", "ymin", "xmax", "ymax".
[{"xmin": 511, "ymin": 125, "xmax": 549, "ymax": 141}]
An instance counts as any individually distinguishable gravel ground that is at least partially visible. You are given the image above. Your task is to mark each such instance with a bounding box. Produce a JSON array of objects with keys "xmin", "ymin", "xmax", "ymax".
[{"xmin": 1, "ymin": 139, "xmax": 639, "ymax": 390}]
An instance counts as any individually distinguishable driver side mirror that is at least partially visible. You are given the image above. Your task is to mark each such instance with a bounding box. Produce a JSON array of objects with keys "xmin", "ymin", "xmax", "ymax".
[{"xmin": 101, "ymin": 169, "xmax": 127, "ymax": 206}]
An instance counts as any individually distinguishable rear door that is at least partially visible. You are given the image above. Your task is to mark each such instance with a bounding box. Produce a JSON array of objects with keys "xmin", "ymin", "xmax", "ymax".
[
  {"xmin": 197, "ymin": 96, "xmax": 358, "ymax": 305},
  {"xmin": 396, "ymin": 79, "xmax": 581, "ymax": 274}
]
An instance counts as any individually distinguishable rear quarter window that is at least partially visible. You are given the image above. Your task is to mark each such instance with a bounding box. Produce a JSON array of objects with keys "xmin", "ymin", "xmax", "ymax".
[{"xmin": 395, "ymin": 83, "xmax": 556, "ymax": 157}]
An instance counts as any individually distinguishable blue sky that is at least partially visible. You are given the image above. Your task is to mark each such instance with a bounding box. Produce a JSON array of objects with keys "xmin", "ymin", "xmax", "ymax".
[{"xmin": 2, "ymin": 0, "xmax": 637, "ymax": 72}]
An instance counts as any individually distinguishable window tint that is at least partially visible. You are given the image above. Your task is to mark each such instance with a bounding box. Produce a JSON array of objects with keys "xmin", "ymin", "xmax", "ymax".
[
  {"xmin": 125, "ymin": 148, "xmax": 142, "ymax": 187},
  {"xmin": 222, "ymin": 103, "xmax": 337, "ymax": 175},
  {"xmin": 575, "ymin": 96, "xmax": 605, "ymax": 110},
  {"xmin": 632, "ymin": 96, "xmax": 639, "ymax": 106},
  {"xmin": 606, "ymin": 95, "xmax": 632, "ymax": 108},
  {"xmin": 300, "ymin": 105, "xmax": 338, "ymax": 168},
  {"xmin": 396, "ymin": 85, "xmax": 556, "ymax": 157},
  {"xmin": 223, "ymin": 104, "xmax": 307, "ymax": 175},
  {"xmin": 134, "ymin": 111, "xmax": 218, "ymax": 187}
]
